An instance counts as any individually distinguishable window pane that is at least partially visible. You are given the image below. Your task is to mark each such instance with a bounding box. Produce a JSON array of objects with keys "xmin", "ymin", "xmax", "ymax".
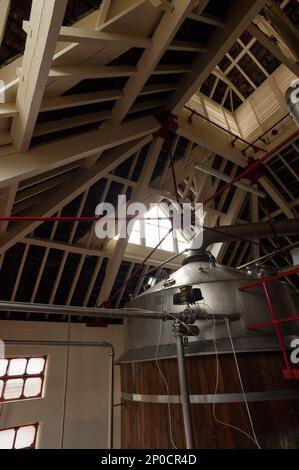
[
  {"xmin": 8, "ymin": 358, "xmax": 27, "ymax": 376},
  {"xmin": 0, "ymin": 429, "xmax": 15, "ymax": 449},
  {"xmin": 0, "ymin": 359, "xmax": 8, "ymax": 377},
  {"xmin": 147, "ymin": 206, "xmax": 159, "ymax": 226},
  {"xmin": 160, "ymin": 229, "xmax": 174, "ymax": 252},
  {"xmin": 24, "ymin": 378, "xmax": 42, "ymax": 398},
  {"xmin": 15, "ymin": 425, "xmax": 36, "ymax": 449},
  {"xmin": 129, "ymin": 230, "xmax": 140, "ymax": 245},
  {"xmin": 158, "ymin": 206, "xmax": 171, "ymax": 228},
  {"xmin": 4, "ymin": 379, "xmax": 24, "ymax": 400},
  {"xmin": 0, "ymin": 380, "xmax": 3, "ymax": 398},
  {"xmin": 145, "ymin": 223, "xmax": 159, "ymax": 248},
  {"xmin": 26, "ymin": 358, "xmax": 45, "ymax": 375}
]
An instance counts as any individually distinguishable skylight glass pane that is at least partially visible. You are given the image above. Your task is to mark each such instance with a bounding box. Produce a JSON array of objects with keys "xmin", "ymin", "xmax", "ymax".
[
  {"xmin": 147, "ymin": 206, "xmax": 159, "ymax": 226},
  {"xmin": 26, "ymin": 358, "xmax": 45, "ymax": 375},
  {"xmin": 160, "ymin": 229, "xmax": 174, "ymax": 252},
  {"xmin": 0, "ymin": 429, "xmax": 15, "ymax": 449},
  {"xmin": 15, "ymin": 426, "xmax": 36, "ymax": 449},
  {"xmin": 24, "ymin": 378, "xmax": 42, "ymax": 398},
  {"xmin": 0, "ymin": 359, "xmax": 8, "ymax": 377},
  {"xmin": 8, "ymin": 358, "xmax": 27, "ymax": 376},
  {"xmin": 145, "ymin": 222, "xmax": 159, "ymax": 248},
  {"xmin": 129, "ymin": 230, "xmax": 141, "ymax": 245},
  {"xmin": 4, "ymin": 379, "xmax": 24, "ymax": 400},
  {"xmin": 158, "ymin": 207, "xmax": 171, "ymax": 228}
]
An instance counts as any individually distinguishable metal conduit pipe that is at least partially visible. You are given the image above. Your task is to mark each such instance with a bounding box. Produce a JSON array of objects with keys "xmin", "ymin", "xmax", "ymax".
[
  {"xmin": 3, "ymin": 339, "xmax": 115, "ymax": 449},
  {"xmin": 174, "ymin": 321, "xmax": 195, "ymax": 449},
  {"xmin": 0, "ymin": 301, "xmax": 169, "ymax": 320},
  {"xmin": 197, "ymin": 219, "xmax": 299, "ymax": 251}
]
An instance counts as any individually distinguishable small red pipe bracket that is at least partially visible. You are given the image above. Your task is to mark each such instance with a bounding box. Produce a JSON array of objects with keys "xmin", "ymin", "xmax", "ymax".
[
  {"xmin": 239, "ymin": 267, "xmax": 299, "ymax": 379},
  {"xmin": 283, "ymin": 369, "xmax": 299, "ymax": 379}
]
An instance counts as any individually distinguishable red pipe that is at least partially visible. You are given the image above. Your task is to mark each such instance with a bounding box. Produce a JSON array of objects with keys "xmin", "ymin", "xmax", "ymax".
[
  {"xmin": 262, "ymin": 282, "xmax": 291, "ymax": 371},
  {"xmin": 203, "ymin": 128, "xmax": 299, "ymax": 206},
  {"xmin": 239, "ymin": 266, "xmax": 299, "ymax": 291},
  {"xmin": 247, "ymin": 315, "xmax": 299, "ymax": 329},
  {"xmin": 184, "ymin": 106, "xmax": 265, "ymax": 152}
]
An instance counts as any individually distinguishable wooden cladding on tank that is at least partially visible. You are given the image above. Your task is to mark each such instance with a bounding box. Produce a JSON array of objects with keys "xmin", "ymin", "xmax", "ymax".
[{"xmin": 121, "ymin": 352, "xmax": 299, "ymax": 449}]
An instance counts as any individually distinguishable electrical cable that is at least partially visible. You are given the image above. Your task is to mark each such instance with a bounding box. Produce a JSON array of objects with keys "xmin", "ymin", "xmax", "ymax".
[
  {"xmin": 155, "ymin": 288, "xmax": 177, "ymax": 449},
  {"xmin": 60, "ymin": 313, "xmax": 72, "ymax": 449},
  {"xmin": 201, "ymin": 302, "xmax": 262, "ymax": 448},
  {"xmin": 225, "ymin": 318, "xmax": 262, "ymax": 449}
]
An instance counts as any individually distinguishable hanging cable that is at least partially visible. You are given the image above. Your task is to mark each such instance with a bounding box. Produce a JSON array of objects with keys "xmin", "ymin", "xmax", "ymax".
[
  {"xmin": 60, "ymin": 313, "xmax": 72, "ymax": 449},
  {"xmin": 225, "ymin": 318, "xmax": 262, "ymax": 449},
  {"xmin": 201, "ymin": 302, "xmax": 262, "ymax": 449},
  {"xmin": 155, "ymin": 288, "xmax": 177, "ymax": 449}
]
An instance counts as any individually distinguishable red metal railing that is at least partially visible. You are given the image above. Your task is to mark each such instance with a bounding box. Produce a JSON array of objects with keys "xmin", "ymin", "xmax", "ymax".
[{"xmin": 239, "ymin": 266, "xmax": 299, "ymax": 379}]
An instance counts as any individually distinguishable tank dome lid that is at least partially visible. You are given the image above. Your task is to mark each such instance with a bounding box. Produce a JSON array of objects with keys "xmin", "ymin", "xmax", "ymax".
[{"xmin": 182, "ymin": 249, "xmax": 215, "ymax": 266}]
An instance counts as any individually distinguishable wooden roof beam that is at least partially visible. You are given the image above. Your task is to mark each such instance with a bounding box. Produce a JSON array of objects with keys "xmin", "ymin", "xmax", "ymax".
[
  {"xmin": 10, "ymin": 0, "xmax": 68, "ymax": 152},
  {"xmin": 111, "ymin": 0, "xmax": 195, "ymax": 124},
  {"xmin": 0, "ymin": 116, "xmax": 160, "ymax": 188}
]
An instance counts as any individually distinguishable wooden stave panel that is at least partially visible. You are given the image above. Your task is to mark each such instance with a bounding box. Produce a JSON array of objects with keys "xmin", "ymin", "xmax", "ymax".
[{"xmin": 121, "ymin": 351, "xmax": 299, "ymax": 449}]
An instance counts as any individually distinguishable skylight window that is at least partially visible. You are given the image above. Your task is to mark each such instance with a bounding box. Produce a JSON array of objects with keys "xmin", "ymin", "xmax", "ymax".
[{"xmin": 129, "ymin": 204, "xmax": 190, "ymax": 253}]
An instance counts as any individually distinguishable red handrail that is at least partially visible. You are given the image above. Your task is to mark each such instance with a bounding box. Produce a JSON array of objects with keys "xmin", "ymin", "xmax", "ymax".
[
  {"xmin": 239, "ymin": 266, "xmax": 299, "ymax": 291},
  {"xmin": 239, "ymin": 267, "xmax": 299, "ymax": 379}
]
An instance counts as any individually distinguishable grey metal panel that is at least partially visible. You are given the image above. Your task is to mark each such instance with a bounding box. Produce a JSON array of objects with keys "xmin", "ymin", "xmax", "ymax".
[
  {"xmin": 117, "ymin": 335, "xmax": 298, "ymax": 363},
  {"xmin": 121, "ymin": 389, "xmax": 299, "ymax": 404}
]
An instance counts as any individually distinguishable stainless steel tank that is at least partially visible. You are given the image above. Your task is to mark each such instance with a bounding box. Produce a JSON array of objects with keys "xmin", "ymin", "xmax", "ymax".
[{"xmin": 123, "ymin": 255, "xmax": 299, "ymax": 361}]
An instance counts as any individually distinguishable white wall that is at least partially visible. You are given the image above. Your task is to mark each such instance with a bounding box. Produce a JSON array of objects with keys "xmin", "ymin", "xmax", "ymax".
[{"xmin": 0, "ymin": 320, "xmax": 124, "ymax": 449}]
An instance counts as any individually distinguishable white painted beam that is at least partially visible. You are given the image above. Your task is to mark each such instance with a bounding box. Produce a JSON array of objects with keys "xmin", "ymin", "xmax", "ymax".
[
  {"xmin": 195, "ymin": 162, "xmax": 266, "ymax": 197},
  {"xmin": 168, "ymin": 40, "xmax": 207, "ymax": 53},
  {"xmin": 22, "ymin": 236, "xmax": 182, "ymax": 270},
  {"xmin": 152, "ymin": 64, "xmax": 192, "ymax": 75},
  {"xmin": 177, "ymin": 108, "xmax": 247, "ymax": 167},
  {"xmin": 187, "ymin": 12, "xmax": 225, "ymax": 28},
  {"xmin": 0, "ymin": 116, "xmax": 160, "ymax": 188},
  {"xmin": 0, "ymin": 184, "xmax": 17, "ymax": 233},
  {"xmin": 95, "ymin": 0, "xmax": 111, "ymax": 29},
  {"xmin": 96, "ymin": 137, "xmax": 164, "ymax": 305},
  {"xmin": 259, "ymin": 176, "xmax": 295, "ymax": 219},
  {"xmin": 34, "ymin": 111, "xmax": 112, "ymax": 137},
  {"xmin": 57, "ymin": 25, "xmax": 151, "ymax": 48},
  {"xmin": 140, "ymin": 82, "xmax": 178, "ymax": 95},
  {"xmin": 40, "ymin": 89, "xmax": 123, "ymax": 112},
  {"xmin": 169, "ymin": 0, "xmax": 268, "ymax": 113},
  {"xmin": 11, "ymin": 0, "xmax": 68, "ymax": 152},
  {"xmin": 99, "ymin": 0, "xmax": 147, "ymax": 30},
  {"xmin": 34, "ymin": 99, "xmax": 162, "ymax": 138},
  {"xmin": 0, "ymin": 103, "xmax": 18, "ymax": 118},
  {"xmin": 48, "ymin": 65, "xmax": 136, "ymax": 79},
  {"xmin": 111, "ymin": 0, "xmax": 194, "ymax": 124},
  {"xmin": 0, "ymin": 136, "xmax": 152, "ymax": 254},
  {"xmin": 248, "ymin": 23, "xmax": 299, "ymax": 78},
  {"xmin": 39, "ymin": 83, "xmax": 176, "ymax": 113}
]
